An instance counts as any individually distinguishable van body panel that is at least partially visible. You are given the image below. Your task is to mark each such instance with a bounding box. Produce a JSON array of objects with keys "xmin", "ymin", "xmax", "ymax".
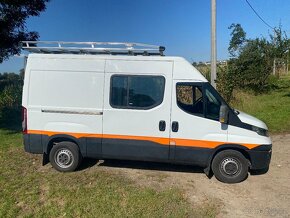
[
  {"xmin": 23, "ymin": 55, "xmax": 105, "ymax": 158},
  {"xmin": 228, "ymin": 125, "xmax": 272, "ymax": 145},
  {"xmin": 23, "ymin": 56, "xmax": 105, "ymax": 136},
  {"xmin": 22, "ymin": 53, "xmax": 272, "ymax": 173},
  {"xmin": 173, "ymin": 59, "xmax": 207, "ymax": 81},
  {"xmin": 237, "ymin": 111, "xmax": 268, "ymax": 130}
]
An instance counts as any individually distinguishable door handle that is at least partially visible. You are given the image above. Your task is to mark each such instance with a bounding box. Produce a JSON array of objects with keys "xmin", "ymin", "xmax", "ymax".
[
  {"xmin": 159, "ymin": 120, "xmax": 166, "ymax": 131},
  {"xmin": 172, "ymin": 121, "xmax": 179, "ymax": 132}
]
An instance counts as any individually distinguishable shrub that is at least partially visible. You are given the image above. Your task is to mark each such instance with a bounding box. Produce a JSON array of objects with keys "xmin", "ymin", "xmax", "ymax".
[
  {"xmin": 216, "ymin": 67, "xmax": 235, "ymax": 102},
  {"xmin": 0, "ymin": 73, "xmax": 23, "ymax": 124}
]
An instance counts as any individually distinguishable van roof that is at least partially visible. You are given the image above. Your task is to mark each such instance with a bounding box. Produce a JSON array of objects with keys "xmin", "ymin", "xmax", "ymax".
[
  {"xmin": 27, "ymin": 53, "xmax": 187, "ymax": 62},
  {"xmin": 26, "ymin": 53, "xmax": 208, "ymax": 82}
]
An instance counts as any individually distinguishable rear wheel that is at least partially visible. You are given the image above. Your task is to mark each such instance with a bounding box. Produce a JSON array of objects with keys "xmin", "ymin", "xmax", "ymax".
[
  {"xmin": 49, "ymin": 141, "xmax": 81, "ymax": 172},
  {"xmin": 212, "ymin": 150, "xmax": 249, "ymax": 183}
]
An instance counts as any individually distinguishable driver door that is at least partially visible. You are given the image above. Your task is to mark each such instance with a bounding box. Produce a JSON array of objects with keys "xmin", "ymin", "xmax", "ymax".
[{"xmin": 169, "ymin": 81, "xmax": 228, "ymax": 164}]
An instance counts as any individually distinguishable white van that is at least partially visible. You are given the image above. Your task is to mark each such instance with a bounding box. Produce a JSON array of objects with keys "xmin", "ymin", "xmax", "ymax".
[{"xmin": 22, "ymin": 41, "xmax": 272, "ymax": 183}]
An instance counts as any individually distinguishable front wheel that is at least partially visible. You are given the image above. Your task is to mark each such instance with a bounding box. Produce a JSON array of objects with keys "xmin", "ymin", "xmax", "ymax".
[
  {"xmin": 211, "ymin": 150, "xmax": 249, "ymax": 183},
  {"xmin": 49, "ymin": 141, "xmax": 81, "ymax": 172}
]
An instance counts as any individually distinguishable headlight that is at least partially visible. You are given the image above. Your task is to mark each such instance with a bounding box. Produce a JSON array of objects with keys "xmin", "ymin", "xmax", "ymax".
[{"xmin": 252, "ymin": 126, "xmax": 269, "ymax": 137}]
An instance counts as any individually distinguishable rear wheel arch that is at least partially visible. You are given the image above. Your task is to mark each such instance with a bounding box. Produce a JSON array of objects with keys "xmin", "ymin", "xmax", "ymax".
[
  {"xmin": 45, "ymin": 134, "xmax": 82, "ymax": 155},
  {"xmin": 49, "ymin": 141, "xmax": 82, "ymax": 172}
]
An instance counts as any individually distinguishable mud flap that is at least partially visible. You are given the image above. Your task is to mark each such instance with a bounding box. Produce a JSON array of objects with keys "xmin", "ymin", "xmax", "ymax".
[
  {"xmin": 42, "ymin": 152, "xmax": 49, "ymax": 166},
  {"xmin": 203, "ymin": 166, "xmax": 213, "ymax": 178}
]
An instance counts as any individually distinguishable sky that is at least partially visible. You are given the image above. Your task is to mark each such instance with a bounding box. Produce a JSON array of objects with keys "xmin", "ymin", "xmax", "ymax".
[{"xmin": 1, "ymin": 0, "xmax": 290, "ymax": 73}]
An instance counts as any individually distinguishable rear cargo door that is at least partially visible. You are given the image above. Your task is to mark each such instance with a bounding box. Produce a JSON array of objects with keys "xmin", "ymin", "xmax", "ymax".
[{"xmin": 102, "ymin": 59, "xmax": 173, "ymax": 161}]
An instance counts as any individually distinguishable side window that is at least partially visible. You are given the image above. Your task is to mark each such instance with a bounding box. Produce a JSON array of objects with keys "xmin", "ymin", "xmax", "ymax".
[
  {"xmin": 110, "ymin": 75, "xmax": 165, "ymax": 109},
  {"xmin": 205, "ymin": 87, "xmax": 221, "ymax": 120},
  {"xmin": 176, "ymin": 84, "xmax": 204, "ymax": 116},
  {"xmin": 111, "ymin": 76, "xmax": 128, "ymax": 107}
]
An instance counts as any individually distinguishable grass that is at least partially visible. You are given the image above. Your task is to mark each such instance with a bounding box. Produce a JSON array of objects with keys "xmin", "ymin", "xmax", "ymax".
[
  {"xmin": 231, "ymin": 75, "xmax": 290, "ymax": 133},
  {"xmin": 0, "ymin": 128, "xmax": 218, "ymax": 217}
]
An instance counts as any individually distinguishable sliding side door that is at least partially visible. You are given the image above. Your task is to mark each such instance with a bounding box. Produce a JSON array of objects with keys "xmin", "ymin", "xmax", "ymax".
[{"xmin": 102, "ymin": 59, "xmax": 173, "ymax": 161}]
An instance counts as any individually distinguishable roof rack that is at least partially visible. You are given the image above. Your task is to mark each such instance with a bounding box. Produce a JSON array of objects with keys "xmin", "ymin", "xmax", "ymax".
[{"xmin": 21, "ymin": 41, "xmax": 165, "ymax": 56}]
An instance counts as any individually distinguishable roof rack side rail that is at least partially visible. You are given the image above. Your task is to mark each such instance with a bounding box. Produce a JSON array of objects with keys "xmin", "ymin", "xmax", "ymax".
[{"xmin": 21, "ymin": 41, "xmax": 166, "ymax": 56}]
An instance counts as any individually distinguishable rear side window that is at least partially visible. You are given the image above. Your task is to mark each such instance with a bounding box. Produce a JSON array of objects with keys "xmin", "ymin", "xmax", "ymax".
[{"xmin": 110, "ymin": 75, "xmax": 165, "ymax": 109}]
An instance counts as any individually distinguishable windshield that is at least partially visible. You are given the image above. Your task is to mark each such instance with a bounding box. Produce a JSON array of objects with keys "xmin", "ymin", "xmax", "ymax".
[
  {"xmin": 205, "ymin": 86, "xmax": 222, "ymax": 120},
  {"xmin": 204, "ymin": 82, "xmax": 233, "ymax": 112}
]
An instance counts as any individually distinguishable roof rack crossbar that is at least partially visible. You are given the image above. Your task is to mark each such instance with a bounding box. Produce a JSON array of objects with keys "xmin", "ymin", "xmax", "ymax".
[{"xmin": 22, "ymin": 41, "xmax": 165, "ymax": 56}]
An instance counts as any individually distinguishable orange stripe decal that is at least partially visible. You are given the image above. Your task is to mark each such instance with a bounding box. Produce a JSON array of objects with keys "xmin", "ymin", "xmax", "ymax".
[
  {"xmin": 172, "ymin": 138, "xmax": 222, "ymax": 148},
  {"xmin": 26, "ymin": 130, "xmax": 259, "ymax": 149},
  {"xmin": 102, "ymin": 134, "xmax": 170, "ymax": 145},
  {"xmin": 171, "ymin": 138, "xmax": 258, "ymax": 149},
  {"xmin": 27, "ymin": 130, "xmax": 102, "ymax": 139}
]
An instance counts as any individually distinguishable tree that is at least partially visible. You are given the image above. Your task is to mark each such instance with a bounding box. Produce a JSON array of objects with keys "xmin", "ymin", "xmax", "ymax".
[
  {"xmin": 0, "ymin": 72, "xmax": 23, "ymax": 124},
  {"xmin": 230, "ymin": 38, "xmax": 273, "ymax": 91},
  {"xmin": 0, "ymin": 0, "xmax": 49, "ymax": 63},
  {"xmin": 216, "ymin": 23, "xmax": 290, "ymax": 100},
  {"xmin": 269, "ymin": 25, "xmax": 289, "ymax": 59},
  {"xmin": 228, "ymin": 23, "xmax": 247, "ymax": 57},
  {"xmin": 192, "ymin": 61, "xmax": 197, "ymax": 67}
]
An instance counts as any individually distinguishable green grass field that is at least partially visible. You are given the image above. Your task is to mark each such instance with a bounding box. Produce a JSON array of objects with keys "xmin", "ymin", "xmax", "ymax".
[
  {"xmin": 0, "ymin": 129, "xmax": 217, "ymax": 217},
  {"xmin": 231, "ymin": 75, "xmax": 290, "ymax": 133}
]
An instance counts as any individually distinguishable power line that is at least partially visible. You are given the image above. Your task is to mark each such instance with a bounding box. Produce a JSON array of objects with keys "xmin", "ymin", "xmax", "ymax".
[{"xmin": 245, "ymin": 0, "xmax": 274, "ymax": 29}]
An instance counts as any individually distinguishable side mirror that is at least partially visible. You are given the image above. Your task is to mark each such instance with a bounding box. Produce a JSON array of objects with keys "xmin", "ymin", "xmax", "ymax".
[{"xmin": 219, "ymin": 104, "xmax": 229, "ymax": 124}]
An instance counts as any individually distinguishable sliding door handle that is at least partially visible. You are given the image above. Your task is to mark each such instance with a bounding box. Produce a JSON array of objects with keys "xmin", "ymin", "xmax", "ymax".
[
  {"xmin": 172, "ymin": 121, "xmax": 179, "ymax": 132},
  {"xmin": 159, "ymin": 120, "xmax": 166, "ymax": 131}
]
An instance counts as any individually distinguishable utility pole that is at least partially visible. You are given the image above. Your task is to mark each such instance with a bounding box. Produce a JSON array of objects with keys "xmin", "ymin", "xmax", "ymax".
[
  {"xmin": 272, "ymin": 29, "xmax": 277, "ymax": 76},
  {"xmin": 211, "ymin": 0, "xmax": 217, "ymax": 88},
  {"xmin": 287, "ymin": 51, "xmax": 289, "ymax": 74},
  {"xmin": 273, "ymin": 58, "xmax": 276, "ymax": 75},
  {"xmin": 285, "ymin": 49, "xmax": 289, "ymax": 75}
]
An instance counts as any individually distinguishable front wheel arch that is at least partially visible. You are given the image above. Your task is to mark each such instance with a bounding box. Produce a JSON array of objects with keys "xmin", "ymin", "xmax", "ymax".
[
  {"xmin": 211, "ymin": 149, "xmax": 249, "ymax": 183},
  {"xmin": 204, "ymin": 144, "xmax": 251, "ymax": 176}
]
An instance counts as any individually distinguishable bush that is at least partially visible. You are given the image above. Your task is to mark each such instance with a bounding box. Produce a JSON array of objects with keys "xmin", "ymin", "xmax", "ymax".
[
  {"xmin": 0, "ymin": 73, "xmax": 23, "ymax": 125},
  {"xmin": 224, "ymin": 23, "xmax": 290, "ymax": 99},
  {"xmin": 195, "ymin": 65, "xmax": 211, "ymax": 81},
  {"xmin": 216, "ymin": 67, "xmax": 235, "ymax": 102},
  {"xmin": 228, "ymin": 38, "xmax": 273, "ymax": 93}
]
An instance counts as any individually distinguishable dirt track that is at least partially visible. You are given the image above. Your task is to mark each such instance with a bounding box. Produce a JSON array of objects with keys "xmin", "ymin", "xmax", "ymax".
[{"xmin": 95, "ymin": 134, "xmax": 290, "ymax": 217}]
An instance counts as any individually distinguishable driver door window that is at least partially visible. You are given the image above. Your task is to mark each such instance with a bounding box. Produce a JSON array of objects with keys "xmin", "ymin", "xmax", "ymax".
[
  {"xmin": 205, "ymin": 87, "xmax": 222, "ymax": 121},
  {"xmin": 176, "ymin": 84, "xmax": 204, "ymax": 117},
  {"xmin": 176, "ymin": 83, "xmax": 222, "ymax": 121}
]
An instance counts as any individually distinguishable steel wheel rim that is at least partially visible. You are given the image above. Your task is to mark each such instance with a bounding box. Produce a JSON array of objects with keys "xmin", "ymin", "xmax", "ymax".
[
  {"xmin": 55, "ymin": 149, "xmax": 74, "ymax": 169},
  {"xmin": 220, "ymin": 157, "xmax": 241, "ymax": 176}
]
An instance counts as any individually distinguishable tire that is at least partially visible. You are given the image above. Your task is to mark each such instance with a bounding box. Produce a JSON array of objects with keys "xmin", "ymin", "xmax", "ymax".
[
  {"xmin": 211, "ymin": 149, "xmax": 249, "ymax": 183},
  {"xmin": 49, "ymin": 141, "xmax": 82, "ymax": 172}
]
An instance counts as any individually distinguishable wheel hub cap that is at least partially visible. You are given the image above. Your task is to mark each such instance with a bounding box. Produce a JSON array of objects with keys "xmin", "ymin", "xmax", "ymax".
[
  {"xmin": 221, "ymin": 158, "xmax": 239, "ymax": 175},
  {"xmin": 55, "ymin": 149, "xmax": 74, "ymax": 168}
]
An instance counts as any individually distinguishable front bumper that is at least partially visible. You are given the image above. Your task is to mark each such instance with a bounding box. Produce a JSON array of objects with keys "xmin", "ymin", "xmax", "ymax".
[{"xmin": 248, "ymin": 144, "xmax": 272, "ymax": 170}]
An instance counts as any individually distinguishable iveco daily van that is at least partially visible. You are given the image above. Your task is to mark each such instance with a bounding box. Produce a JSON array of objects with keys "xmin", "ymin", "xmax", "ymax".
[{"xmin": 22, "ymin": 41, "xmax": 272, "ymax": 183}]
